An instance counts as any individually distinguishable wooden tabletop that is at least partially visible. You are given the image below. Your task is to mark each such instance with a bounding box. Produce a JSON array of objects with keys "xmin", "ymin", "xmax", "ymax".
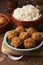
[{"xmin": 0, "ymin": 0, "xmax": 43, "ymax": 65}]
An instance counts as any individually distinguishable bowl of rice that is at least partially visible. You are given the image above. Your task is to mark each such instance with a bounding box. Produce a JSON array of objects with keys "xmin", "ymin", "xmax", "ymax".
[{"xmin": 12, "ymin": 5, "xmax": 43, "ymax": 28}]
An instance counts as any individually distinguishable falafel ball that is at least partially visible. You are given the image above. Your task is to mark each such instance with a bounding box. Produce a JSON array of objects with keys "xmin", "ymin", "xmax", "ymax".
[
  {"xmin": 11, "ymin": 37, "xmax": 22, "ymax": 48},
  {"xmin": 8, "ymin": 30, "xmax": 19, "ymax": 41},
  {"xmin": 14, "ymin": 26, "xmax": 26, "ymax": 34},
  {"xmin": 19, "ymin": 32, "xmax": 30, "ymax": 40},
  {"xmin": 32, "ymin": 32, "xmax": 42, "ymax": 43},
  {"xmin": 24, "ymin": 38, "xmax": 36, "ymax": 48},
  {"xmin": 27, "ymin": 28, "xmax": 37, "ymax": 35}
]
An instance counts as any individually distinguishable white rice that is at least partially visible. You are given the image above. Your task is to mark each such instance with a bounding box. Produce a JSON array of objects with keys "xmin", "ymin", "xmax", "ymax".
[{"xmin": 13, "ymin": 5, "xmax": 41, "ymax": 21}]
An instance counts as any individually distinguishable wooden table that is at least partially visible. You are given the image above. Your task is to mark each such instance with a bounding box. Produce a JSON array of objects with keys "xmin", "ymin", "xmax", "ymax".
[{"xmin": 0, "ymin": 0, "xmax": 43, "ymax": 65}]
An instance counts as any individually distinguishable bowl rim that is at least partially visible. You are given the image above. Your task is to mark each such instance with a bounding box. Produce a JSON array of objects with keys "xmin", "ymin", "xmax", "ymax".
[
  {"xmin": 12, "ymin": 13, "xmax": 42, "ymax": 22},
  {"xmin": 0, "ymin": 13, "xmax": 9, "ymax": 28},
  {"xmin": 4, "ymin": 32, "xmax": 43, "ymax": 52}
]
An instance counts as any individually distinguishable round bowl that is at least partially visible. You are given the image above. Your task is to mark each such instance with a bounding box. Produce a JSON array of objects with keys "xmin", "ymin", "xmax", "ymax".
[
  {"xmin": 4, "ymin": 32, "xmax": 43, "ymax": 52},
  {"xmin": 12, "ymin": 14, "xmax": 43, "ymax": 28},
  {"xmin": 0, "ymin": 13, "xmax": 10, "ymax": 33}
]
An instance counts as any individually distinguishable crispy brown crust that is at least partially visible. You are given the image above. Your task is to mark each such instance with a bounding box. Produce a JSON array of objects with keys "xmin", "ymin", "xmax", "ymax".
[
  {"xmin": 24, "ymin": 38, "xmax": 36, "ymax": 48},
  {"xmin": 8, "ymin": 26, "xmax": 42, "ymax": 48}
]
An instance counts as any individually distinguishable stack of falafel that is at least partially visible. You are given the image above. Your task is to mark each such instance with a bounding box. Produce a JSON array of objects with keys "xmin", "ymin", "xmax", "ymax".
[{"xmin": 7, "ymin": 26, "xmax": 42, "ymax": 48}]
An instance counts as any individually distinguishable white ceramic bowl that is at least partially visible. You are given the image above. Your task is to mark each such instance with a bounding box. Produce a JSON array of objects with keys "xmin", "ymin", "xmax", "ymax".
[{"xmin": 4, "ymin": 32, "xmax": 43, "ymax": 52}]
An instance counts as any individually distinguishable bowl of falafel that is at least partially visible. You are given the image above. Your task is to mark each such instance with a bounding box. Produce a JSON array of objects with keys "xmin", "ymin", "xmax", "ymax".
[{"xmin": 4, "ymin": 26, "xmax": 43, "ymax": 51}]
